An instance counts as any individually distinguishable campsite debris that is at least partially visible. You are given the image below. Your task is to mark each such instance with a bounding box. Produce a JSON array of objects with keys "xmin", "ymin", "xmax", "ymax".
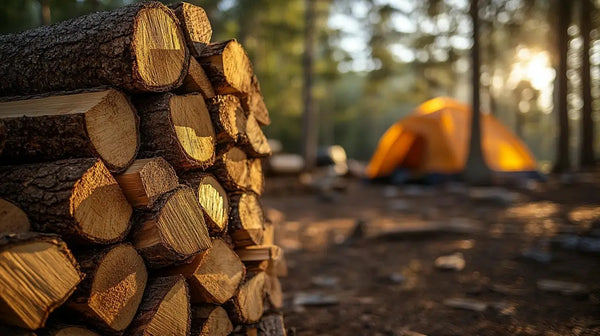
[
  {"xmin": 293, "ymin": 292, "xmax": 340, "ymax": 307},
  {"xmin": 537, "ymin": 279, "xmax": 590, "ymax": 296},
  {"xmin": 0, "ymin": 2, "xmax": 288, "ymax": 333},
  {"xmin": 435, "ymin": 253, "xmax": 466, "ymax": 271}
]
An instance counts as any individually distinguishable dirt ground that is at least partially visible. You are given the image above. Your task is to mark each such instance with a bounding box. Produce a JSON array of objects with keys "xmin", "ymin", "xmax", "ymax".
[{"xmin": 261, "ymin": 172, "xmax": 600, "ymax": 336}]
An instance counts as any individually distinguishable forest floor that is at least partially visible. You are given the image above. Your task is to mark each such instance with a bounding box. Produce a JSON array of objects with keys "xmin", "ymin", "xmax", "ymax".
[{"xmin": 261, "ymin": 171, "xmax": 600, "ymax": 336}]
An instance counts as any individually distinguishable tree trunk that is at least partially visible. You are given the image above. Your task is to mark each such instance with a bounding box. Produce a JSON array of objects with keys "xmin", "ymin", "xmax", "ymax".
[
  {"xmin": 67, "ymin": 244, "xmax": 147, "ymax": 334},
  {"xmin": 197, "ymin": 40, "xmax": 254, "ymax": 95},
  {"xmin": 463, "ymin": 0, "xmax": 492, "ymax": 185},
  {"xmin": 0, "ymin": 233, "xmax": 83, "ymax": 330},
  {"xmin": 229, "ymin": 192, "xmax": 265, "ymax": 247},
  {"xmin": 178, "ymin": 57, "xmax": 217, "ymax": 98},
  {"xmin": 180, "ymin": 172, "xmax": 230, "ymax": 235},
  {"xmin": 39, "ymin": 0, "xmax": 51, "ymax": 25},
  {"xmin": 580, "ymin": 0, "xmax": 595, "ymax": 168},
  {"xmin": 114, "ymin": 157, "xmax": 180, "ymax": 208},
  {"xmin": 127, "ymin": 275, "xmax": 191, "ymax": 336},
  {"xmin": 302, "ymin": 0, "xmax": 318, "ymax": 171},
  {"xmin": 554, "ymin": 0, "xmax": 572, "ymax": 172},
  {"xmin": 0, "ymin": 89, "xmax": 139, "ymax": 172},
  {"xmin": 169, "ymin": 2, "xmax": 213, "ymax": 56},
  {"xmin": 132, "ymin": 186, "xmax": 212, "ymax": 268},
  {"xmin": 134, "ymin": 93, "xmax": 216, "ymax": 171},
  {"xmin": 167, "ymin": 239, "xmax": 245, "ymax": 304},
  {"xmin": 0, "ymin": 198, "xmax": 30, "ymax": 234},
  {"xmin": 0, "ymin": 2, "xmax": 189, "ymax": 95},
  {"xmin": 191, "ymin": 305, "xmax": 233, "ymax": 336},
  {"xmin": 0, "ymin": 158, "xmax": 132, "ymax": 244}
]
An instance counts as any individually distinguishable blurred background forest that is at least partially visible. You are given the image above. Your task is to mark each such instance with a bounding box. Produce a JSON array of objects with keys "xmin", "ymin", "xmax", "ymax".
[{"xmin": 1, "ymin": 0, "xmax": 599, "ymax": 172}]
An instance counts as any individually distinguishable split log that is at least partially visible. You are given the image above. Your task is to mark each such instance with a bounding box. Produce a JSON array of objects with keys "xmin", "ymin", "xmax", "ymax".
[
  {"xmin": 0, "ymin": 89, "xmax": 139, "ymax": 172},
  {"xmin": 0, "ymin": 158, "xmax": 132, "ymax": 244},
  {"xmin": 167, "ymin": 239, "xmax": 244, "ymax": 304},
  {"xmin": 0, "ymin": 2, "xmax": 189, "ymax": 95},
  {"xmin": 67, "ymin": 244, "xmax": 147, "ymax": 334},
  {"xmin": 241, "ymin": 75, "xmax": 271, "ymax": 126},
  {"xmin": 41, "ymin": 325, "xmax": 101, "ymax": 336},
  {"xmin": 197, "ymin": 40, "xmax": 253, "ymax": 95},
  {"xmin": 264, "ymin": 276, "xmax": 283, "ymax": 310},
  {"xmin": 248, "ymin": 159, "xmax": 265, "ymax": 195},
  {"xmin": 212, "ymin": 147, "xmax": 249, "ymax": 191},
  {"xmin": 132, "ymin": 186, "xmax": 212, "ymax": 268},
  {"xmin": 191, "ymin": 305, "xmax": 233, "ymax": 336},
  {"xmin": 206, "ymin": 95, "xmax": 247, "ymax": 151},
  {"xmin": 0, "ymin": 198, "xmax": 30, "ymax": 234},
  {"xmin": 135, "ymin": 93, "xmax": 216, "ymax": 171},
  {"xmin": 0, "ymin": 233, "xmax": 83, "ymax": 330},
  {"xmin": 254, "ymin": 314, "xmax": 286, "ymax": 336},
  {"xmin": 178, "ymin": 57, "xmax": 216, "ymax": 98},
  {"xmin": 226, "ymin": 272, "xmax": 266, "ymax": 324},
  {"xmin": 180, "ymin": 173, "xmax": 229, "ymax": 235},
  {"xmin": 115, "ymin": 157, "xmax": 179, "ymax": 208},
  {"xmin": 127, "ymin": 275, "xmax": 191, "ymax": 336},
  {"xmin": 235, "ymin": 245, "xmax": 281, "ymax": 262},
  {"xmin": 242, "ymin": 114, "xmax": 271, "ymax": 158},
  {"xmin": 170, "ymin": 2, "xmax": 212, "ymax": 56},
  {"xmin": 268, "ymin": 253, "xmax": 288, "ymax": 277},
  {"xmin": 229, "ymin": 192, "xmax": 265, "ymax": 247}
]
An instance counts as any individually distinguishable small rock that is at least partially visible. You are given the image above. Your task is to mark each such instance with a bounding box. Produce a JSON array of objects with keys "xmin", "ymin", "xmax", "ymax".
[
  {"xmin": 435, "ymin": 252, "xmax": 465, "ymax": 271},
  {"xmin": 293, "ymin": 292, "xmax": 339, "ymax": 306},
  {"xmin": 311, "ymin": 276, "xmax": 339, "ymax": 288},
  {"xmin": 537, "ymin": 279, "xmax": 589, "ymax": 296},
  {"xmin": 443, "ymin": 298, "xmax": 487, "ymax": 312}
]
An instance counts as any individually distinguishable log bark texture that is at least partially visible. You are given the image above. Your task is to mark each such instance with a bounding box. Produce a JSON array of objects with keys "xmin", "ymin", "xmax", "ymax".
[{"xmin": 0, "ymin": 2, "xmax": 189, "ymax": 95}]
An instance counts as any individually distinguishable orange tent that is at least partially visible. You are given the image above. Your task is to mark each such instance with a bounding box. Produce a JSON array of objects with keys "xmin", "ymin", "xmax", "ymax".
[{"xmin": 366, "ymin": 97, "xmax": 538, "ymax": 179}]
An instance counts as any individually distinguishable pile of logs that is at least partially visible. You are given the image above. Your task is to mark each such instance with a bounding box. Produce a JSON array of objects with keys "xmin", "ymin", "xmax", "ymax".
[{"xmin": 0, "ymin": 2, "xmax": 287, "ymax": 335}]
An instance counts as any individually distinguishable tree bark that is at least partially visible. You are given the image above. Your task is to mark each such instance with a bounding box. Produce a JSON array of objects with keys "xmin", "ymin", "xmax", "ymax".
[
  {"xmin": 126, "ymin": 275, "xmax": 191, "ymax": 336},
  {"xmin": 0, "ymin": 89, "xmax": 139, "ymax": 172},
  {"xmin": 0, "ymin": 2, "xmax": 189, "ymax": 95},
  {"xmin": 135, "ymin": 93, "xmax": 216, "ymax": 171},
  {"xmin": 115, "ymin": 157, "xmax": 180, "ymax": 208},
  {"xmin": 553, "ymin": 0, "xmax": 572, "ymax": 172},
  {"xmin": 0, "ymin": 158, "xmax": 132, "ymax": 244},
  {"xmin": 67, "ymin": 244, "xmax": 147, "ymax": 334},
  {"xmin": 580, "ymin": 0, "xmax": 595, "ymax": 168},
  {"xmin": 302, "ymin": 0, "xmax": 318, "ymax": 171},
  {"xmin": 132, "ymin": 186, "xmax": 212, "ymax": 268},
  {"xmin": 0, "ymin": 233, "xmax": 83, "ymax": 330}
]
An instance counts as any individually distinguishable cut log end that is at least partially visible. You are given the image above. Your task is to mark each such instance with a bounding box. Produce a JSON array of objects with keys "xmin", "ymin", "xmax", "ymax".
[
  {"xmin": 133, "ymin": 6, "xmax": 189, "ymax": 91},
  {"xmin": 0, "ymin": 233, "xmax": 82, "ymax": 330},
  {"xmin": 71, "ymin": 160, "xmax": 133, "ymax": 244},
  {"xmin": 0, "ymin": 198, "xmax": 30, "ymax": 234},
  {"xmin": 248, "ymin": 159, "xmax": 265, "ymax": 195},
  {"xmin": 265, "ymin": 275, "xmax": 283, "ymax": 310},
  {"xmin": 191, "ymin": 305, "xmax": 233, "ymax": 336},
  {"xmin": 169, "ymin": 238, "xmax": 245, "ymax": 304},
  {"xmin": 170, "ymin": 94, "xmax": 216, "ymax": 166},
  {"xmin": 243, "ymin": 114, "xmax": 271, "ymax": 158},
  {"xmin": 227, "ymin": 272, "xmax": 266, "ymax": 324},
  {"xmin": 128, "ymin": 276, "xmax": 191, "ymax": 336},
  {"xmin": 171, "ymin": 2, "xmax": 213, "ymax": 55},
  {"xmin": 196, "ymin": 174, "xmax": 229, "ymax": 235},
  {"xmin": 83, "ymin": 244, "xmax": 147, "ymax": 332},
  {"xmin": 230, "ymin": 193, "xmax": 265, "ymax": 247},
  {"xmin": 207, "ymin": 95, "xmax": 246, "ymax": 145},
  {"xmin": 115, "ymin": 157, "xmax": 179, "ymax": 207},
  {"xmin": 214, "ymin": 147, "xmax": 248, "ymax": 191},
  {"xmin": 199, "ymin": 40, "xmax": 253, "ymax": 95},
  {"xmin": 134, "ymin": 186, "xmax": 212, "ymax": 267},
  {"xmin": 180, "ymin": 57, "xmax": 216, "ymax": 98}
]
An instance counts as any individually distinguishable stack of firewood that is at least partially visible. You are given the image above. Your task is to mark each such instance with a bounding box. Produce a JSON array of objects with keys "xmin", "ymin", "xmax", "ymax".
[{"xmin": 0, "ymin": 2, "xmax": 287, "ymax": 335}]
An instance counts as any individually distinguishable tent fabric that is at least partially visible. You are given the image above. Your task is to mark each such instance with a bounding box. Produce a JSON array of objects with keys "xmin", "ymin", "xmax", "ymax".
[{"xmin": 366, "ymin": 97, "xmax": 538, "ymax": 179}]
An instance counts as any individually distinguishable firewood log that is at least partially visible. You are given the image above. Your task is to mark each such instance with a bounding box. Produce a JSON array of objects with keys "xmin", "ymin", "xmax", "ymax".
[
  {"xmin": 0, "ymin": 2, "xmax": 189, "ymax": 95},
  {"xmin": 242, "ymin": 114, "xmax": 271, "ymax": 158},
  {"xmin": 212, "ymin": 147, "xmax": 249, "ymax": 191},
  {"xmin": 0, "ymin": 198, "xmax": 30, "ymax": 234},
  {"xmin": 169, "ymin": 2, "xmax": 212, "ymax": 56},
  {"xmin": 0, "ymin": 233, "xmax": 83, "ymax": 330},
  {"xmin": 167, "ymin": 239, "xmax": 244, "ymax": 304},
  {"xmin": 67, "ymin": 244, "xmax": 147, "ymax": 334},
  {"xmin": 264, "ymin": 276, "xmax": 283, "ymax": 310},
  {"xmin": 241, "ymin": 75, "xmax": 271, "ymax": 126},
  {"xmin": 197, "ymin": 40, "xmax": 254, "ymax": 96},
  {"xmin": 253, "ymin": 314, "xmax": 287, "ymax": 336},
  {"xmin": 180, "ymin": 172, "xmax": 229, "ymax": 235},
  {"xmin": 132, "ymin": 186, "xmax": 212, "ymax": 268},
  {"xmin": 0, "ymin": 89, "xmax": 139, "ymax": 172},
  {"xmin": 226, "ymin": 272, "xmax": 266, "ymax": 324},
  {"xmin": 135, "ymin": 93, "xmax": 216, "ymax": 171},
  {"xmin": 248, "ymin": 159, "xmax": 265, "ymax": 195},
  {"xmin": 115, "ymin": 158, "xmax": 179, "ymax": 208},
  {"xmin": 127, "ymin": 275, "xmax": 191, "ymax": 336},
  {"xmin": 191, "ymin": 305, "xmax": 233, "ymax": 336},
  {"xmin": 229, "ymin": 192, "xmax": 265, "ymax": 247},
  {"xmin": 235, "ymin": 245, "xmax": 282, "ymax": 262},
  {"xmin": 0, "ymin": 159, "xmax": 132, "ymax": 244},
  {"xmin": 206, "ymin": 95, "xmax": 247, "ymax": 152},
  {"xmin": 178, "ymin": 57, "xmax": 216, "ymax": 98}
]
